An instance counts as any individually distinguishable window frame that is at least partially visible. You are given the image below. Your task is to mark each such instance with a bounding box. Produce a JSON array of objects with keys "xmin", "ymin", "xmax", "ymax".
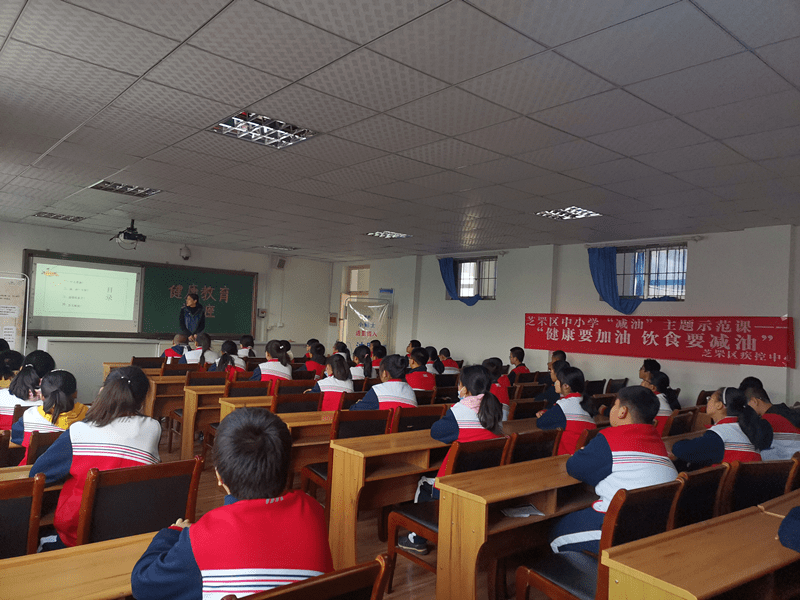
[
  {"xmin": 616, "ymin": 243, "xmax": 687, "ymax": 301},
  {"xmin": 446, "ymin": 255, "xmax": 498, "ymax": 301}
]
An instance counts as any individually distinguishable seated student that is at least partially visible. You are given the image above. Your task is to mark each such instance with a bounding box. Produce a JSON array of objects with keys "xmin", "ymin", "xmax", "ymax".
[
  {"xmin": 638, "ymin": 358, "xmax": 661, "ymax": 383},
  {"xmin": 304, "ymin": 338, "xmax": 319, "ymax": 359},
  {"xmin": 12, "ymin": 370, "xmax": 87, "ymax": 464},
  {"xmin": 369, "ymin": 339, "xmax": 382, "ymax": 354},
  {"xmin": 237, "ymin": 334, "xmax": 256, "ymax": 358},
  {"xmin": 351, "ymin": 355, "xmax": 417, "ymax": 411},
  {"xmin": 332, "ymin": 341, "xmax": 351, "ymax": 364},
  {"xmin": 0, "ymin": 338, "xmax": 8, "ymax": 352},
  {"xmin": 672, "ymin": 387, "xmax": 773, "ymax": 467},
  {"xmin": 643, "ymin": 371, "xmax": 681, "ymax": 436},
  {"xmin": 438, "ymin": 348, "xmax": 461, "ymax": 374},
  {"xmin": 550, "ymin": 349, "xmax": 567, "ymax": 367},
  {"xmin": 549, "ymin": 386, "xmax": 678, "ymax": 554},
  {"xmin": 371, "ymin": 344, "xmax": 387, "ymax": 370},
  {"xmin": 280, "ymin": 339, "xmax": 295, "ymax": 362},
  {"xmin": 161, "ymin": 334, "xmax": 189, "ymax": 361},
  {"xmin": 309, "ymin": 355, "xmax": 354, "ymax": 411},
  {"xmin": 482, "ymin": 357, "xmax": 510, "ymax": 419},
  {"xmin": 399, "ymin": 365, "xmax": 503, "ymax": 555},
  {"xmin": 425, "ymin": 346, "xmax": 444, "ymax": 375},
  {"xmin": 0, "ymin": 350, "xmax": 55, "ymax": 430},
  {"xmin": 536, "ymin": 366, "xmax": 597, "ymax": 455},
  {"xmin": 406, "ymin": 348, "xmax": 435, "ymax": 391},
  {"xmin": 131, "ymin": 408, "xmax": 333, "ymax": 600},
  {"xmin": 405, "ymin": 339, "xmax": 422, "ymax": 358},
  {"xmin": 350, "ymin": 345, "xmax": 372, "ymax": 381},
  {"xmin": 745, "ymin": 387, "xmax": 800, "ymax": 460},
  {"xmin": 250, "ymin": 340, "xmax": 293, "ymax": 384},
  {"xmin": 739, "ymin": 376, "xmax": 763, "ymax": 391},
  {"xmin": 535, "ymin": 359, "xmax": 570, "ymax": 409},
  {"xmin": 0, "ymin": 349, "xmax": 24, "ymax": 389},
  {"xmin": 300, "ymin": 342, "xmax": 326, "ymax": 379},
  {"xmin": 180, "ymin": 332, "xmax": 220, "ymax": 366},
  {"xmin": 30, "ymin": 366, "xmax": 161, "ymax": 549},
  {"xmin": 209, "ymin": 341, "xmax": 247, "ymax": 380},
  {"xmin": 500, "ymin": 346, "xmax": 529, "ymax": 386}
]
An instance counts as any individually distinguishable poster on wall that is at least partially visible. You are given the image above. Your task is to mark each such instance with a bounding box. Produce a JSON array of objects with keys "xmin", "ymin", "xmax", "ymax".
[
  {"xmin": 524, "ymin": 313, "xmax": 795, "ymax": 368},
  {"xmin": 345, "ymin": 299, "xmax": 390, "ymax": 352},
  {"xmin": 0, "ymin": 275, "xmax": 27, "ymax": 353}
]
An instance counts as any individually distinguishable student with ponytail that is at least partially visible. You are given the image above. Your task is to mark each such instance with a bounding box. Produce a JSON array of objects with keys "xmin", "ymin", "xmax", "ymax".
[
  {"xmin": 350, "ymin": 345, "xmax": 372, "ymax": 381},
  {"xmin": 673, "ymin": 386, "xmax": 772, "ymax": 466},
  {"xmin": 30, "ymin": 366, "xmax": 160, "ymax": 549},
  {"xmin": 301, "ymin": 343, "xmax": 327, "ymax": 379},
  {"xmin": 180, "ymin": 332, "xmax": 219, "ymax": 366},
  {"xmin": 536, "ymin": 366, "xmax": 597, "ymax": 455},
  {"xmin": 309, "ymin": 354, "xmax": 354, "ymax": 411},
  {"xmin": 0, "ymin": 350, "xmax": 55, "ymax": 430},
  {"xmin": 211, "ymin": 340, "xmax": 247, "ymax": 380},
  {"xmin": 0, "ymin": 349, "xmax": 23, "ymax": 388},
  {"xmin": 481, "ymin": 357, "xmax": 510, "ymax": 419},
  {"xmin": 643, "ymin": 371, "xmax": 680, "ymax": 435},
  {"xmin": 398, "ymin": 365, "xmax": 503, "ymax": 555},
  {"xmin": 350, "ymin": 354, "xmax": 416, "ymax": 411},
  {"xmin": 249, "ymin": 340, "xmax": 293, "ymax": 384},
  {"xmin": 425, "ymin": 346, "xmax": 444, "ymax": 375},
  {"xmin": 332, "ymin": 341, "xmax": 351, "ymax": 364},
  {"xmin": 11, "ymin": 370, "xmax": 87, "ymax": 464}
]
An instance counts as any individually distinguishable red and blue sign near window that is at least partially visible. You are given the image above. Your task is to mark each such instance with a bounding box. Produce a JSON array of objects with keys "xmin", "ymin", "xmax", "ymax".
[{"xmin": 524, "ymin": 314, "xmax": 795, "ymax": 368}]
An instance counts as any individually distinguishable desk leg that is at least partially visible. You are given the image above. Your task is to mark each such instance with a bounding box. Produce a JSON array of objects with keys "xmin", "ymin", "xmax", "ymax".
[
  {"xmin": 143, "ymin": 380, "xmax": 156, "ymax": 417},
  {"xmin": 180, "ymin": 403, "xmax": 198, "ymax": 461},
  {"xmin": 436, "ymin": 490, "xmax": 487, "ymax": 600},
  {"xmin": 328, "ymin": 448, "xmax": 365, "ymax": 569},
  {"xmin": 607, "ymin": 568, "xmax": 684, "ymax": 600}
]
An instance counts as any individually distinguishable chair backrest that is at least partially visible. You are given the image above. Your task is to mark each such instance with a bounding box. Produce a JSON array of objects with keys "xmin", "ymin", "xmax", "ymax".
[
  {"xmin": 413, "ymin": 388, "xmax": 436, "ymax": 406},
  {"xmin": 590, "ymin": 394, "xmax": 616, "ymax": 414},
  {"xmin": 670, "ymin": 464, "xmax": 728, "ymax": 529},
  {"xmin": 272, "ymin": 393, "xmax": 322, "ymax": 414},
  {"xmin": 131, "ymin": 356, "xmax": 165, "ymax": 369},
  {"xmin": 719, "ymin": 459, "xmax": 795, "ymax": 515},
  {"xmin": 332, "ymin": 410, "xmax": 392, "ymax": 440},
  {"xmin": 446, "ymin": 437, "xmax": 511, "ymax": 476},
  {"xmin": 352, "ymin": 379, "xmax": 366, "ymax": 392},
  {"xmin": 604, "ymin": 378, "xmax": 628, "ymax": 394},
  {"xmin": 455, "ymin": 360, "xmax": 464, "ymax": 368},
  {"xmin": 245, "ymin": 357, "xmax": 264, "ymax": 371},
  {"xmin": 12, "ymin": 404, "xmax": 27, "ymax": 425},
  {"xmin": 235, "ymin": 370, "xmax": 256, "ymax": 381},
  {"xmin": 230, "ymin": 553, "xmax": 391, "ymax": 600},
  {"xmin": 584, "ymin": 379, "xmax": 606, "ymax": 397},
  {"xmin": 433, "ymin": 386, "xmax": 458, "ymax": 404},
  {"xmin": 75, "ymin": 456, "xmax": 203, "ymax": 546},
  {"xmin": 341, "ymin": 392, "xmax": 367, "ymax": 410},
  {"xmin": 390, "ymin": 405, "xmax": 447, "ymax": 434},
  {"xmin": 513, "ymin": 383, "xmax": 546, "ymax": 400},
  {"xmin": 788, "ymin": 452, "xmax": 800, "ymax": 493},
  {"xmin": 275, "ymin": 379, "xmax": 317, "ymax": 395},
  {"xmin": 575, "ymin": 427, "xmax": 602, "ymax": 451},
  {"xmin": 186, "ymin": 371, "xmax": 229, "ymax": 387},
  {"xmin": 225, "ymin": 380, "xmax": 274, "ymax": 397},
  {"xmin": 534, "ymin": 371, "xmax": 551, "ymax": 385},
  {"xmin": 507, "ymin": 429, "xmax": 561, "ymax": 463},
  {"xmin": 160, "ymin": 362, "xmax": 201, "ymax": 376},
  {"xmin": 0, "ymin": 473, "xmax": 45, "ymax": 558},
  {"xmin": 292, "ymin": 357, "xmax": 309, "ymax": 364},
  {"xmin": 664, "ymin": 408, "xmax": 697, "ymax": 436},
  {"xmin": 293, "ymin": 370, "xmax": 316, "ymax": 380},
  {"xmin": 508, "ymin": 399, "xmax": 546, "ymax": 420},
  {"xmin": 0, "ymin": 429, "xmax": 10, "ymax": 468},
  {"xmin": 362, "ymin": 377, "xmax": 381, "ymax": 392},
  {"xmin": 514, "ymin": 372, "xmax": 538, "ymax": 385},
  {"xmin": 26, "ymin": 431, "xmax": 63, "ymax": 465},
  {"xmin": 435, "ymin": 374, "xmax": 458, "ymax": 388},
  {"xmin": 696, "ymin": 390, "xmax": 714, "ymax": 406}
]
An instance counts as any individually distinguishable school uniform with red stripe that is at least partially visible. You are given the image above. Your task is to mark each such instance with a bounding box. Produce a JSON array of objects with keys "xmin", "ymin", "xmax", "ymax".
[
  {"xmin": 0, "ymin": 388, "xmax": 41, "ymax": 430},
  {"xmin": 29, "ymin": 416, "xmax": 161, "ymax": 547},
  {"xmin": 405, "ymin": 366, "xmax": 435, "ymax": 391},
  {"xmin": 536, "ymin": 393, "xmax": 597, "ymax": 455},
  {"xmin": 761, "ymin": 412, "xmax": 800, "ymax": 461},
  {"xmin": 313, "ymin": 376, "xmax": 355, "ymax": 411},
  {"xmin": 654, "ymin": 393, "xmax": 673, "ymax": 436},
  {"xmin": 350, "ymin": 380, "xmax": 416, "ymax": 411},
  {"xmin": 11, "ymin": 404, "xmax": 87, "ymax": 464},
  {"xmin": 440, "ymin": 358, "xmax": 460, "ymax": 375},
  {"xmin": 161, "ymin": 344, "xmax": 187, "ymax": 359},
  {"xmin": 249, "ymin": 360, "xmax": 293, "ymax": 386},
  {"xmin": 131, "ymin": 491, "xmax": 333, "ymax": 600},
  {"xmin": 672, "ymin": 416, "xmax": 762, "ymax": 465}
]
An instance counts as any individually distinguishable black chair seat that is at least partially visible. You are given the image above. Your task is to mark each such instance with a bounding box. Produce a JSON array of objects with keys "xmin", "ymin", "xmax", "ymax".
[
  {"xmin": 305, "ymin": 462, "xmax": 327, "ymax": 479},
  {"xmin": 209, "ymin": 422, "xmax": 218, "ymax": 430},
  {"xmin": 171, "ymin": 409, "xmax": 183, "ymax": 417},
  {"xmin": 527, "ymin": 551, "xmax": 598, "ymax": 600},
  {"xmin": 391, "ymin": 501, "xmax": 439, "ymax": 533}
]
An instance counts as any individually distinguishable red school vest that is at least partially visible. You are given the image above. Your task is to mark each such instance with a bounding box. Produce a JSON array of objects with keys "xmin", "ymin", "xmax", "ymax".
[
  {"xmin": 654, "ymin": 394, "xmax": 673, "ymax": 436},
  {"xmin": 436, "ymin": 401, "xmax": 500, "ymax": 481},
  {"xmin": 556, "ymin": 393, "xmax": 596, "ymax": 455},
  {"xmin": 371, "ymin": 380, "xmax": 417, "ymax": 412},
  {"xmin": 406, "ymin": 370, "xmax": 435, "ymax": 391},
  {"xmin": 711, "ymin": 417, "xmax": 761, "ymax": 464},
  {"xmin": 318, "ymin": 376, "xmax": 354, "ymax": 411}
]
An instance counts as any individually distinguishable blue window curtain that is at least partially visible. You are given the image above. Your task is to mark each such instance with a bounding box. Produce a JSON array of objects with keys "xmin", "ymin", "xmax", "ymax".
[
  {"xmin": 587, "ymin": 247, "xmax": 642, "ymax": 315},
  {"xmin": 438, "ymin": 257, "xmax": 481, "ymax": 307}
]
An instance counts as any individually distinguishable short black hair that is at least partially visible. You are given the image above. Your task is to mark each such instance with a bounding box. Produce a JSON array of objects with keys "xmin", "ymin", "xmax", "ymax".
[
  {"xmin": 326, "ymin": 354, "xmax": 351, "ymax": 381},
  {"xmin": 649, "ymin": 371, "xmax": 670, "ymax": 394},
  {"xmin": 551, "ymin": 359, "xmax": 569, "ymax": 376},
  {"xmin": 240, "ymin": 334, "xmax": 254, "ymax": 347},
  {"xmin": 641, "ymin": 359, "xmax": 661, "ymax": 374},
  {"xmin": 481, "ymin": 357, "xmax": 503, "ymax": 380},
  {"xmin": 739, "ymin": 376, "xmax": 763, "ymax": 392},
  {"xmin": 410, "ymin": 348, "xmax": 428, "ymax": 367},
  {"xmin": 306, "ymin": 338, "xmax": 319, "ymax": 346},
  {"xmin": 0, "ymin": 339, "xmax": 9, "ymax": 352},
  {"xmin": 745, "ymin": 386, "xmax": 771, "ymax": 404},
  {"xmin": 379, "ymin": 354, "xmax": 408, "ymax": 380},
  {"xmin": 510, "ymin": 347, "xmax": 525, "ymax": 362},
  {"xmin": 373, "ymin": 345, "xmax": 387, "ymax": 360},
  {"xmin": 214, "ymin": 408, "xmax": 292, "ymax": 499},
  {"xmin": 0, "ymin": 350, "xmax": 24, "ymax": 379},
  {"xmin": 439, "ymin": 347, "xmax": 451, "ymax": 358},
  {"xmin": 369, "ymin": 339, "xmax": 381, "ymax": 350},
  {"xmin": 616, "ymin": 386, "xmax": 660, "ymax": 424},
  {"xmin": 23, "ymin": 350, "xmax": 56, "ymax": 378},
  {"xmin": 408, "ymin": 340, "xmax": 421, "ymax": 349},
  {"xmin": 551, "ymin": 350, "xmax": 566, "ymax": 362}
]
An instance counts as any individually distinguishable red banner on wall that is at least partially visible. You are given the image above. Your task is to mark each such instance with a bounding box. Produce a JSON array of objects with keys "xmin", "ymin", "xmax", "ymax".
[{"xmin": 524, "ymin": 314, "xmax": 795, "ymax": 368}]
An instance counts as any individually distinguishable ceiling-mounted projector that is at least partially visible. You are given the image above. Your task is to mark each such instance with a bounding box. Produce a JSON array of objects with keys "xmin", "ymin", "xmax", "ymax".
[{"xmin": 111, "ymin": 219, "xmax": 146, "ymax": 249}]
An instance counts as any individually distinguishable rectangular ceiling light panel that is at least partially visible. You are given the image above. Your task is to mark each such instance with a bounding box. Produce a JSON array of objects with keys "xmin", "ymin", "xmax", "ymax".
[
  {"xmin": 33, "ymin": 211, "xmax": 86, "ymax": 222},
  {"xmin": 90, "ymin": 180, "xmax": 162, "ymax": 198},
  {"xmin": 211, "ymin": 111, "xmax": 318, "ymax": 149},
  {"xmin": 536, "ymin": 205, "xmax": 602, "ymax": 220},
  {"xmin": 367, "ymin": 231, "xmax": 413, "ymax": 239}
]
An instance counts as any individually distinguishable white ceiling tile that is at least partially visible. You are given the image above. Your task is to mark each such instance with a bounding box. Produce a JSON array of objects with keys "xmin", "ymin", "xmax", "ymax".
[
  {"xmin": 457, "ymin": 158, "xmax": 549, "ymax": 184},
  {"xmin": 148, "ymin": 146, "xmax": 239, "ymax": 174},
  {"xmin": 694, "ymin": 0, "xmax": 800, "ymax": 47},
  {"xmin": 248, "ymin": 152, "xmax": 340, "ymax": 177},
  {"xmin": 532, "ymin": 89, "xmax": 669, "ymax": 137},
  {"xmin": 280, "ymin": 178, "xmax": 353, "ymax": 198},
  {"xmin": 635, "ymin": 141, "xmax": 748, "ymax": 173},
  {"xmin": 399, "ymin": 139, "xmax": 503, "ymax": 170},
  {"xmin": 313, "ymin": 168, "xmax": 394, "ymax": 190},
  {"xmin": 176, "ymin": 131, "xmax": 274, "ymax": 163},
  {"xmin": 603, "ymin": 174, "xmax": 696, "ymax": 198},
  {"xmin": 507, "ymin": 173, "xmax": 591, "ymax": 196},
  {"xmin": 368, "ymin": 1, "xmax": 543, "ymax": 84},
  {"xmin": 407, "ymin": 171, "xmax": 490, "ymax": 193},
  {"xmin": 759, "ymin": 155, "xmax": 800, "ymax": 177},
  {"xmin": 681, "ymin": 90, "xmax": 800, "ymax": 139},
  {"xmin": 367, "ymin": 181, "xmax": 438, "ymax": 200},
  {"xmin": 517, "ymin": 140, "xmax": 622, "ymax": 171},
  {"xmin": 588, "ymin": 118, "xmax": 711, "ymax": 156},
  {"xmin": 285, "ymin": 135, "xmax": 386, "ymax": 167},
  {"xmin": 757, "ymin": 37, "xmax": 800, "ymax": 89},
  {"xmin": 565, "ymin": 159, "xmax": 663, "ymax": 186},
  {"xmin": 457, "ymin": 117, "xmax": 576, "ymax": 155},
  {"xmin": 557, "ymin": 3, "xmax": 743, "ymax": 86},
  {"xmin": 354, "ymin": 155, "xmax": 442, "ymax": 180},
  {"xmin": 0, "ymin": 0, "xmax": 24, "ymax": 38},
  {"xmin": 724, "ymin": 126, "xmax": 800, "ymax": 161},
  {"xmin": 673, "ymin": 162, "xmax": 777, "ymax": 188},
  {"xmin": 189, "ymin": 0, "xmax": 356, "ymax": 80},
  {"xmin": 333, "ymin": 115, "xmax": 444, "ymax": 153},
  {"xmin": 639, "ymin": 188, "xmax": 724, "ymax": 209}
]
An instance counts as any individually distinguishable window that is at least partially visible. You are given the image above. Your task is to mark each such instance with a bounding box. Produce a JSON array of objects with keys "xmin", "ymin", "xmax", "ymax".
[
  {"xmin": 447, "ymin": 256, "xmax": 497, "ymax": 300},
  {"xmin": 617, "ymin": 244, "xmax": 687, "ymax": 300}
]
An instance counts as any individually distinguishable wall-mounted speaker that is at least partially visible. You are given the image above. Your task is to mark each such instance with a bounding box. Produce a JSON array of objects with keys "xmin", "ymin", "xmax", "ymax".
[{"xmin": 274, "ymin": 257, "xmax": 287, "ymax": 270}]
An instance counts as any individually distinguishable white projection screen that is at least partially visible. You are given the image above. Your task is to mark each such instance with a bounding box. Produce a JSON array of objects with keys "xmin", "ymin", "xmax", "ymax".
[{"xmin": 29, "ymin": 256, "xmax": 142, "ymax": 333}]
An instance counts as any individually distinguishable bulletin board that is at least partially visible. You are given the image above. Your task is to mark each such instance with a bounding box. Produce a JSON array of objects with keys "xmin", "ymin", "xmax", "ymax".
[{"xmin": 0, "ymin": 272, "xmax": 28, "ymax": 353}]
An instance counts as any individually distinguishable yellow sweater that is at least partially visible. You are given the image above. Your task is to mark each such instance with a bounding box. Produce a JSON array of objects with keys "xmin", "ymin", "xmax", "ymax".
[{"xmin": 37, "ymin": 403, "xmax": 89, "ymax": 429}]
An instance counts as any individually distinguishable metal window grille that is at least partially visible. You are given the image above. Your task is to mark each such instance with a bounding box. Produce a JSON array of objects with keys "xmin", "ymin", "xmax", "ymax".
[
  {"xmin": 448, "ymin": 257, "xmax": 497, "ymax": 300},
  {"xmin": 617, "ymin": 244, "xmax": 687, "ymax": 300}
]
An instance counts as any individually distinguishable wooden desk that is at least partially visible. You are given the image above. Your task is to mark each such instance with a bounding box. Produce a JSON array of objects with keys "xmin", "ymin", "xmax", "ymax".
[
  {"xmin": 602, "ymin": 507, "xmax": 800, "ymax": 599},
  {"xmin": 0, "ymin": 532, "xmax": 155, "ymax": 600},
  {"xmin": 329, "ymin": 430, "xmax": 449, "ymax": 569},
  {"xmin": 663, "ymin": 430, "xmax": 704, "ymax": 454},
  {"xmin": 143, "ymin": 375, "xmax": 186, "ymax": 420},
  {"xmin": 219, "ymin": 394, "xmax": 274, "ymax": 420},
  {"xmin": 760, "ymin": 488, "xmax": 800, "ymax": 518},
  {"xmin": 436, "ymin": 455, "xmax": 596, "ymax": 600},
  {"xmin": 0, "ymin": 465, "xmax": 64, "ymax": 491},
  {"xmin": 179, "ymin": 385, "xmax": 226, "ymax": 460},
  {"xmin": 102, "ymin": 362, "xmax": 160, "ymax": 380}
]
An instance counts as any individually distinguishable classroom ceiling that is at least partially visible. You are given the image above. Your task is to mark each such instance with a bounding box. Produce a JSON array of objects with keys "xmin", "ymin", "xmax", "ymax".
[{"xmin": 1, "ymin": 0, "xmax": 800, "ymax": 262}]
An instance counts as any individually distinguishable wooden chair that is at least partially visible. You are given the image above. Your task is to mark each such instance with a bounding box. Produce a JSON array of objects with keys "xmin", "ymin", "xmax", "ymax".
[
  {"xmin": 341, "ymin": 391, "xmax": 367, "ymax": 410},
  {"xmin": 160, "ymin": 362, "xmax": 201, "ymax": 377},
  {"xmin": 233, "ymin": 370, "xmax": 255, "ymax": 381},
  {"xmin": 514, "ymin": 372, "xmax": 538, "ymax": 385},
  {"xmin": 293, "ymin": 370, "xmax": 316, "ymax": 380},
  {"xmin": 584, "ymin": 380, "xmax": 606, "ymax": 397},
  {"xmin": 363, "ymin": 377, "xmax": 381, "ymax": 392},
  {"xmin": 662, "ymin": 407, "xmax": 698, "ymax": 436},
  {"xmin": 516, "ymin": 479, "xmax": 683, "ymax": 600},
  {"xmin": 185, "ymin": 370, "xmax": 228, "ymax": 387},
  {"xmin": 434, "ymin": 386, "xmax": 458, "ymax": 404},
  {"xmin": 788, "ymin": 452, "xmax": 800, "ymax": 493},
  {"xmin": 604, "ymin": 378, "xmax": 627, "ymax": 394},
  {"xmin": 534, "ymin": 371, "xmax": 551, "ymax": 385},
  {"xmin": 386, "ymin": 436, "xmax": 512, "ymax": 591},
  {"xmin": 131, "ymin": 356, "xmax": 165, "ymax": 369},
  {"xmin": 0, "ymin": 473, "xmax": 46, "ymax": 558},
  {"xmin": 75, "ymin": 456, "xmax": 203, "ymax": 546},
  {"xmin": 352, "ymin": 378, "xmax": 367, "ymax": 392},
  {"xmin": 271, "ymin": 393, "xmax": 322, "ymax": 414},
  {"xmin": 389, "ymin": 405, "xmax": 446, "ymax": 434},
  {"xmin": 513, "ymin": 382, "xmax": 546, "ymax": 400},
  {"xmin": 669, "ymin": 464, "xmax": 728, "ymax": 529},
  {"xmin": 291, "ymin": 356, "xmax": 309, "ymax": 364},
  {"xmin": 455, "ymin": 360, "xmax": 464, "ymax": 368},
  {"xmin": 25, "ymin": 431, "xmax": 62, "ymax": 465},
  {"xmin": 0, "ymin": 430, "xmax": 11, "ymax": 468},
  {"xmin": 718, "ymin": 459, "xmax": 795, "ymax": 515},
  {"xmin": 274, "ymin": 379, "xmax": 317, "ymax": 394},
  {"xmin": 224, "ymin": 380, "xmax": 274, "ymax": 397},
  {"xmin": 435, "ymin": 374, "xmax": 458, "ymax": 388},
  {"xmin": 507, "ymin": 399, "xmax": 546, "ymax": 421},
  {"xmin": 226, "ymin": 553, "xmax": 391, "ymax": 600},
  {"xmin": 413, "ymin": 388, "xmax": 436, "ymax": 406},
  {"xmin": 575, "ymin": 427, "xmax": 603, "ymax": 451},
  {"xmin": 245, "ymin": 357, "xmax": 263, "ymax": 371},
  {"xmin": 589, "ymin": 394, "xmax": 616, "ymax": 414},
  {"xmin": 507, "ymin": 429, "xmax": 562, "ymax": 463},
  {"xmin": 12, "ymin": 403, "xmax": 27, "ymax": 425},
  {"xmin": 300, "ymin": 410, "xmax": 392, "ymax": 524},
  {"xmin": 696, "ymin": 390, "xmax": 714, "ymax": 406}
]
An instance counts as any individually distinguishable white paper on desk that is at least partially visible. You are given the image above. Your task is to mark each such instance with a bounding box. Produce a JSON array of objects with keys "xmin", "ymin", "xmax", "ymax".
[{"xmin": 501, "ymin": 504, "xmax": 545, "ymax": 518}]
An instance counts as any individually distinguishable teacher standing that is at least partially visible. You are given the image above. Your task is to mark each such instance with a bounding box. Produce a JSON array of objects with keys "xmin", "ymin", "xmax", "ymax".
[{"xmin": 179, "ymin": 293, "xmax": 205, "ymax": 342}]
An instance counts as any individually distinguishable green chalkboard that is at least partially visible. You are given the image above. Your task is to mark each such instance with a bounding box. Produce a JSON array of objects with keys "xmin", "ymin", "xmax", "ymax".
[{"xmin": 142, "ymin": 266, "xmax": 256, "ymax": 336}]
